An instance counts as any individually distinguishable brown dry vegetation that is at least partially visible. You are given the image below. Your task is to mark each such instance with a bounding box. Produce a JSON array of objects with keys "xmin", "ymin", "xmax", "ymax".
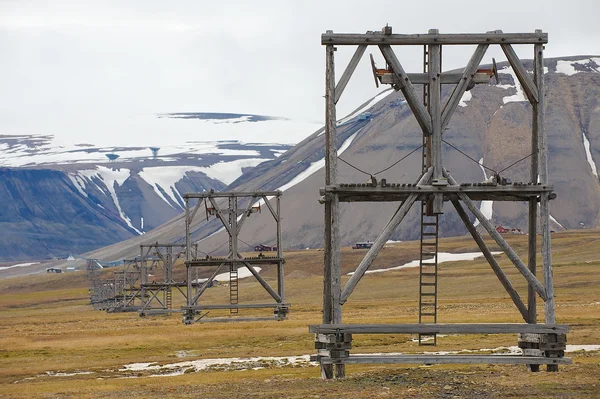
[{"xmin": 1, "ymin": 230, "xmax": 599, "ymax": 398}]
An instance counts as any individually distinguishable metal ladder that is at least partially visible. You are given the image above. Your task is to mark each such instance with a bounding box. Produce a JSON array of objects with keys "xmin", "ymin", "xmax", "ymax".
[
  {"xmin": 418, "ymin": 201, "xmax": 439, "ymax": 345},
  {"xmin": 418, "ymin": 45, "xmax": 439, "ymax": 346},
  {"xmin": 229, "ymin": 265, "xmax": 239, "ymax": 314},
  {"xmin": 165, "ymin": 288, "xmax": 172, "ymax": 310}
]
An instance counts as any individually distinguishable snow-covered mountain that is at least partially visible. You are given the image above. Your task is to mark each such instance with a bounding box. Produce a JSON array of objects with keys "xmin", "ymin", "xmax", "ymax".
[
  {"xmin": 60, "ymin": 55, "xmax": 600, "ymax": 267},
  {"xmin": 0, "ymin": 113, "xmax": 321, "ymax": 261}
]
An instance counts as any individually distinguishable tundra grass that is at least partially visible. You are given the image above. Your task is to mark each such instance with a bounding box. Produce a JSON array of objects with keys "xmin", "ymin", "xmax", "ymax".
[{"xmin": 1, "ymin": 230, "xmax": 599, "ymax": 398}]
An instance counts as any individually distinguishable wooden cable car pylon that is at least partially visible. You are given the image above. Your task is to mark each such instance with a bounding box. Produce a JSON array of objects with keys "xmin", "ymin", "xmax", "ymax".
[{"xmin": 313, "ymin": 27, "xmax": 568, "ymax": 379}]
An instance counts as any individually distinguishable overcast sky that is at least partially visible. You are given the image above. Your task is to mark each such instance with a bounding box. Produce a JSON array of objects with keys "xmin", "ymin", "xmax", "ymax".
[{"xmin": 1, "ymin": 0, "xmax": 599, "ymax": 143}]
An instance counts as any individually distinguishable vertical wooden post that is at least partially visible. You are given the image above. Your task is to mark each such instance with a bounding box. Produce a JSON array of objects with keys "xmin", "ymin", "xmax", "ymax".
[
  {"xmin": 185, "ymin": 198, "xmax": 193, "ymax": 312},
  {"xmin": 323, "ymin": 41, "xmax": 344, "ymax": 379},
  {"xmin": 534, "ymin": 36, "xmax": 557, "ymax": 371},
  {"xmin": 276, "ymin": 194, "xmax": 284, "ymax": 302},
  {"xmin": 429, "ymin": 29, "xmax": 444, "ymax": 213},
  {"xmin": 528, "ymin": 40, "xmax": 540, "ymax": 326}
]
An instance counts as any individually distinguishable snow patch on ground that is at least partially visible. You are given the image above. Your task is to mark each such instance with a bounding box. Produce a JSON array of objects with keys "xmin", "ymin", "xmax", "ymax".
[
  {"xmin": 555, "ymin": 58, "xmax": 600, "ymax": 76},
  {"xmin": 582, "ymin": 131, "xmax": 598, "ymax": 177},
  {"xmin": 194, "ymin": 266, "xmax": 262, "ymax": 283},
  {"xmin": 458, "ymin": 90, "xmax": 472, "ymax": 107},
  {"xmin": 474, "ymin": 158, "xmax": 493, "ymax": 227},
  {"xmin": 498, "ymin": 66, "xmax": 527, "ymax": 104},
  {"xmin": 348, "ymin": 251, "xmax": 501, "ymax": 275},
  {"xmin": 119, "ymin": 355, "xmax": 313, "ymax": 377},
  {"xmin": 0, "ymin": 262, "xmax": 40, "ymax": 271},
  {"xmin": 139, "ymin": 166, "xmax": 205, "ymax": 209},
  {"xmin": 337, "ymin": 89, "xmax": 392, "ymax": 125}
]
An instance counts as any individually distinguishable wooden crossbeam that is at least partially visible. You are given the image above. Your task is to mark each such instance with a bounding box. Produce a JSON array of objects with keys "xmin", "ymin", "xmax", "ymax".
[
  {"xmin": 322, "ymin": 32, "xmax": 548, "ymax": 46},
  {"xmin": 309, "ymin": 323, "xmax": 569, "ymax": 334},
  {"xmin": 184, "ymin": 191, "xmax": 281, "ymax": 199},
  {"xmin": 320, "ymin": 355, "xmax": 571, "ymax": 365},
  {"xmin": 208, "ymin": 196, "xmax": 233, "ymax": 237}
]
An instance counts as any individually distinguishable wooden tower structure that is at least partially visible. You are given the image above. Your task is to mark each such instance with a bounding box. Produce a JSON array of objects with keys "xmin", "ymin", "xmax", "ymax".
[
  {"xmin": 310, "ymin": 27, "xmax": 569, "ymax": 379},
  {"xmin": 182, "ymin": 191, "xmax": 289, "ymax": 324}
]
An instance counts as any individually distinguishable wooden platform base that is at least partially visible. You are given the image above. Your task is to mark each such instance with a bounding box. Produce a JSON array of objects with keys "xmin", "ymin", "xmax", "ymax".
[{"xmin": 317, "ymin": 354, "xmax": 572, "ymax": 365}]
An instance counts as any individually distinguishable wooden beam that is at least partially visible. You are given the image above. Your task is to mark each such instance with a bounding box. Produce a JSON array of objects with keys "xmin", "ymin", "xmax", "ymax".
[
  {"xmin": 323, "ymin": 42, "xmax": 341, "ymax": 379},
  {"xmin": 444, "ymin": 171, "xmax": 548, "ymax": 300},
  {"xmin": 242, "ymin": 259, "xmax": 282, "ymax": 303},
  {"xmin": 335, "ymin": 45, "xmax": 366, "ymax": 104},
  {"xmin": 451, "ymin": 199, "xmax": 529, "ymax": 321},
  {"xmin": 340, "ymin": 168, "xmax": 432, "ymax": 304},
  {"xmin": 441, "ymin": 44, "xmax": 488, "ymax": 131},
  {"xmin": 190, "ymin": 263, "xmax": 225, "ymax": 305},
  {"xmin": 534, "ymin": 41, "xmax": 556, "ymax": 325},
  {"xmin": 184, "ymin": 191, "xmax": 281, "ymax": 199},
  {"xmin": 379, "ymin": 45, "xmax": 433, "ymax": 135},
  {"xmin": 309, "ymin": 323, "xmax": 569, "ymax": 334},
  {"xmin": 341, "ymin": 194, "xmax": 417, "ymax": 304},
  {"xmin": 322, "ymin": 32, "xmax": 548, "ymax": 46},
  {"xmin": 208, "ymin": 196, "xmax": 232, "ymax": 237},
  {"xmin": 501, "ymin": 44, "xmax": 539, "ymax": 103},
  {"xmin": 381, "ymin": 72, "xmax": 491, "ymax": 85},
  {"xmin": 320, "ymin": 355, "xmax": 570, "ymax": 365},
  {"xmin": 184, "ymin": 303, "xmax": 289, "ymax": 310}
]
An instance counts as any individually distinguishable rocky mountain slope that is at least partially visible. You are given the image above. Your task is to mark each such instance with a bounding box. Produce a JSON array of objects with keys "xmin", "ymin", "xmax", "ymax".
[
  {"xmin": 3, "ymin": 56, "xmax": 600, "ymax": 268},
  {"xmin": 0, "ymin": 113, "xmax": 320, "ymax": 261},
  {"xmin": 71, "ymin": 55, "xmax": 600, "ymax": 266}
]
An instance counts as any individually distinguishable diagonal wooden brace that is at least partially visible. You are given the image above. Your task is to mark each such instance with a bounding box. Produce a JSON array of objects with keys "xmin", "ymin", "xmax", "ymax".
[
  {"xmin": 452, "ymin": 198, "xmax": 529, "ymax": 321},
  {"xmin": 444, "ymin": 170, "xmax": 547, "ymax": 300},
  {"xmin": 379, "ymin": 45, "xmax": 432, "ymax": 135}
]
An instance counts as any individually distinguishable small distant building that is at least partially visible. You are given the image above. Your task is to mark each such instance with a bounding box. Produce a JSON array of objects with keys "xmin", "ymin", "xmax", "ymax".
[
  {"xmin": 352, "ymin": 241, "xmax": 374, "ymax": 249},
  {"xmin": 496, "ymin": 226, "xmax": 510, "ymax": 234},
  {"xmin": 254, "ymin": 244, "xmax": 277, "ymax": 252},
  {"xmin": 46, "ymin": 267, "xmax": 62, "ymax": 273}
]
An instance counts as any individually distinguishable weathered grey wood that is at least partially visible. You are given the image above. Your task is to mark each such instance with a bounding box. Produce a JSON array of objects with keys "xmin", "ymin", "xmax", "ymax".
[
  {"xmin": 340, "ymin": 168, "xmax": 432, "ymax": 304},
  {"xmin": 185, "ymin": 198, "xmax": 192, "ymax": 308},
  {"xmin": 534, "ymin": 41, "xmax": 556, "ymax": 325},
  {"xmin": 443, "ymin": 171, "xmax": 547, "ymax": 300},
  {"xmin": 451, "ymin": 199, "xmax": 529, "ymax": 321},
  {"xmin": 528, "ymin": 199, "xmax": 538, "ymax": 323},
  {"xmin": 323, "ymin": 43, "xmax": 341, "ymax": 379},
  {"xmin": 528, "ymin": 40, "xmax": 541, "ymax": 324},
  {"xmin": 441, "ymin": 44, "xmax": 488, "ymax": 131},
  {"xmin": 235, "ymin": 197, "xmax": 258, "ymax": 232},
  {"xmin": 379, "ymin": 45, "xmax": 433, "ymax": 135},
  {"xmin": 276, "ymin": 196, "xmax": 284, "ymax": 301},
  {"xmin": 190, "ymin": 263, "xmax": 225, "ymax": 304},
  {"xmin": 429, "ymin": 37, "xmax": 443, "ymax": 213},
  {"xmin": 184, "ymin": 191, "xmax": 281, "ymax": 199},
  {"xmin": 187, "ymin": 198, "xmax": 202, "ymax": 225},
  {"xmin": 242, "ymin": 260, "xmax": 282, "ymax": 302},
  {"xmin": 501, "ymin": 43, "xmax": 539, "ymax": 104},
  {"xmin": 381, "ymin": 72, "xmax": 491, "ymax": 85},
  {"xmin": 335, "ymin": 45, "xmax": 366, "ymax": 104},
  {"xmin": 322, "ymin": 183, "xmax": 553, "ymax": 196},
  {"xmin": 322, "ymin": 32, "xmax": 548, "ymax": 46},
  {"xmin": 184, "ymin": 303, "xmax": 289, "ymax": 310},
  {"xmin": 262, "ymin": 195, "xmax": 279, "ymax": 221},
  {"xmin": 208, "ymin": 196, "xmax": 233, "ymax": 237},
  {"xmin": 196, "ymin": 316, "xmax": 285, "ymax": 323},
  {"xmin": 320, "ymin": 355, "xmax": 570, "ymax": 365},
  {"xmin": 309, "ymin": 323, "xmax": 569, "ymax": 334}
]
